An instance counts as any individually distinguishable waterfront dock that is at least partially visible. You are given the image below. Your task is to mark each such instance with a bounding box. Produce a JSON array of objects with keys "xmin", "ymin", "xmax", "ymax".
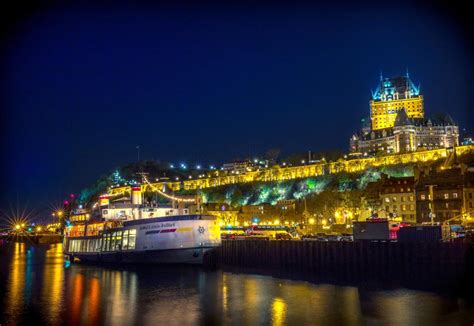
[{"xmin": 204, "ymin": 240, "xmax": 474, "ymax": 295}]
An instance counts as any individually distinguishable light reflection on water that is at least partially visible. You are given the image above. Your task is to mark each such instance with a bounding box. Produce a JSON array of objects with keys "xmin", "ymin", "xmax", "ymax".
[{"xmin": 1, "ymin": 243, "xmax": 473, "ymax": 325}]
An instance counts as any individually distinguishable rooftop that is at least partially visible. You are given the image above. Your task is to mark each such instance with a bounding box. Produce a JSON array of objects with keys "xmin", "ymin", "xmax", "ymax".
[{"xmin": 371, "ymin": 73, "xmax": 420, "ymax": 101}]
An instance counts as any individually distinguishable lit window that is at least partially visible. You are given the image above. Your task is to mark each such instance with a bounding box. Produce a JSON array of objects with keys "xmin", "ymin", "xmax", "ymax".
[
  {"xmin": 453, "ymin": 193, "xmax": 458, "ymax": 199},
  {"xmin": 444, "ymin": 193, "xmax": 449, "ymax": 199}
]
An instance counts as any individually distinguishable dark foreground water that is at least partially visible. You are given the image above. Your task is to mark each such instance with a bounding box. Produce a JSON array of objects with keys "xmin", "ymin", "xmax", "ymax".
[{"xmin": 0, "ymin": 243, "xmax": 473, "ymax": 325}]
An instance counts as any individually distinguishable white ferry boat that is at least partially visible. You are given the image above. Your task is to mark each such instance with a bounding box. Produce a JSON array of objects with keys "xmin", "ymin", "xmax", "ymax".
[{"xmin": 64, "ymin": 187, "xmax": 221, "ymax": 264}]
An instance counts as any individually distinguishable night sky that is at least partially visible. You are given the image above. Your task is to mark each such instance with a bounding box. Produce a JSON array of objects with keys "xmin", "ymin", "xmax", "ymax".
[{"xmin": 1, "ymin": 2, "xmax": 473, "ymax": 215}]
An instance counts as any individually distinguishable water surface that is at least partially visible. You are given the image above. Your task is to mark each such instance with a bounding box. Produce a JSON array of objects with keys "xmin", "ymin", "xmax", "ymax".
[{"xmin": 0, "ymin": 243, "xmax": 473, "ymax": 325}]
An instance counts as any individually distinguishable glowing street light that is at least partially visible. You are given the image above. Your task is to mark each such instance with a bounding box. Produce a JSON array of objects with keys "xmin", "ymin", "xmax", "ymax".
[
  {"xmin": 15, "ymin": 224, "xmax": 21, "ymax": 230},
  {"xmin": 309, "ymin": 218, "xmax": 315, "ymax": 225}
]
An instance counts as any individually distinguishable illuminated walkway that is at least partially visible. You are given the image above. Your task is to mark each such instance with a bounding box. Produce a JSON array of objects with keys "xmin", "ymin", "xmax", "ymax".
[{"xmin": 108, "ymin": 145, "xmax": 474, "ymax": 195}]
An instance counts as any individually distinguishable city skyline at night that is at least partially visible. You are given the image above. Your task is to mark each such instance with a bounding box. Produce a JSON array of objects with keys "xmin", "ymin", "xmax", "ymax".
[
  {"xmin": 1, "ymin": 2, "xmax": 473, "ymax": 212},
  {"xmin": 1, "ymin": 3, "xmax": 474, "ymax": 325}
]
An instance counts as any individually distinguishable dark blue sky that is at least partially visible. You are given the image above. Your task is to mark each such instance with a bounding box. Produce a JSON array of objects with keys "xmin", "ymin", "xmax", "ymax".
[{"xmin": 1, "ymin": 2, "xmax": 473, "ymax": 213}]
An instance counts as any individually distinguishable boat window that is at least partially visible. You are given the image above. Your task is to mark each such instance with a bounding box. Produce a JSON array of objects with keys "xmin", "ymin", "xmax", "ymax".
[
  {"xmin": 128, "ymin": 229, "xmax": 137, "ymax": 250},
  {"xmin": 70, "ymin": 240, "xmax": 76, "ymax": 252},
  {"xmin": 122, "ymin": 229, "xmax": 136, "ymax": 250},
  {"xmin": 122, "ymin": 230, "xmax": 129, "ymax": 250},
  {"xmin": 110, "ymin": 233, "xmax": 116, "ymax": 251},
  {"xmin": 102, "ymin": 234, "xmax": 111, "ymax": 252},
  {"xmin": 96, "ymin": 239, "xmax": 102, "ymax": 252},
  {"xmin": 114, "ymin": 231, "xmax": 123, "ymax": 251},
  {"xmin": 107, "ymin": 234, "xmax": 113, "ymax": 252}
]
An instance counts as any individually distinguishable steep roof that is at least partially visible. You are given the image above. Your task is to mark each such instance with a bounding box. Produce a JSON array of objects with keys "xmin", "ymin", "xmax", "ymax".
[
  {"xmin": 371, "ymin": 74, "xmax": 420, "ymax": 101},
  {"xmin": 394, "ymin": 108, "xmax": 413, "ymax": 127}
]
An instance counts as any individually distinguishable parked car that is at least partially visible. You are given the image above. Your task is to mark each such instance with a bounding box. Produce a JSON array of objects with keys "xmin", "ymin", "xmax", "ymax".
[
  {"xmin": 275, "ymin": 233, "xmax": 293, "ymax": 240},
  {"xmin": 339, "ymin": 233, "xmax": 353, "ymax": 241},
  {"xmin": 302, "ymin": 234, "xmax": 328, "ymax": 241}
]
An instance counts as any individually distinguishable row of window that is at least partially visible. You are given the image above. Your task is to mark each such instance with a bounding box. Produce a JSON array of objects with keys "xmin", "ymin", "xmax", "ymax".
[
  {"xmin": 384, "ymin": 196, "xmax": 415, "ymax": 203},
  {"xmin": 68, "ymin": 229, "xmax": 137, "ymax": 253},
  {"xmin": 420, "ymin": 193, "xmax": 459, "ymax": 200},
  {"xmin": 385, "ymin": 204, "xmax": 415, "ymax": 212}
]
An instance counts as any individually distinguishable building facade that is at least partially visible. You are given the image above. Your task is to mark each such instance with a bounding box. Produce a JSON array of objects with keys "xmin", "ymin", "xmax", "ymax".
[
  {"xmin": 350, "ymin": 73, "xmax": 459, "ymax": 155},
  {"xmin": 379, "ymin": 175, "xmax": 417, "ymax": 223},
  {"xmin": 415, "ymin": 167, "xmax": 464, "ymax": 224}
]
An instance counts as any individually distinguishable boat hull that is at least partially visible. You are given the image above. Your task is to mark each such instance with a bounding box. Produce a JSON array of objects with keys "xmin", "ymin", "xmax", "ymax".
[{"xmin": 66, "ymin": 246, "xmax": 216, "ymax": 264}]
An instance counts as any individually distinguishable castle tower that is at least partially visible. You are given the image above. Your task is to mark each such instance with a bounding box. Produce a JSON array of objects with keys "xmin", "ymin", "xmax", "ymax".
[{"xmin": 370, "ymin": 73, "xmax": 424, "ymax": 130}]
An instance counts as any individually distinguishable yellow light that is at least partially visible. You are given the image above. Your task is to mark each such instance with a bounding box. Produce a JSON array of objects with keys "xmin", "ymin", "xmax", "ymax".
[
  {"xmin": 243, "ymin": 222, "xmax": 249, "ymax": 227},
  {"xmin": 322, "ymin": 219, "xmax": 327, "ymax": 226},
  {"xmin": 15, "ymin": 224, "xmax": 21, "ymax": 230},
  {"xmin": 85, "ymin": 214, "xmax": 90, "ymax": 218},
  {"xmin": 36, "ymin": 226, "xmax": 42, "ymax": 232},
  {"xmin": 309, "ymin": 218, "xmax": 315, "ymax": 225},
  {"xmin": 21, "ymin": 223, "xmax": 25, "ymax": 228},
  {"xmin": 235, "ymin": 221, "xmax": 240, "ymax": 226},
  {"xmin": 218, "ymin": 221, "xmax": 225, "ymax": 227},
  {"xmin": 284, "ymin": 221, "xmax": 289, "ymax": 225},
  {"xmin": 57, "ymin": 211, "xmax": 63, "ymax": 217},
  {"xmin": 274, "ymin": 219, "xmax": 280, "ymax": 225}
]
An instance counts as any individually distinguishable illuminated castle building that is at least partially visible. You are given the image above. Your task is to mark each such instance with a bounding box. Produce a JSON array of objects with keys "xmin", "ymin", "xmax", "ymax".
[{"xmin": 350, "ymin": 73, "xmax": 459, "ymax": 154}]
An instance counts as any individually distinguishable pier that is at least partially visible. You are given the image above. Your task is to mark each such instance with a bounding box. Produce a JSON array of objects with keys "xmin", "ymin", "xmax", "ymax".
[{"xmin": 204, "ymin": 240, "xmax": 474, "ymax": 296}]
